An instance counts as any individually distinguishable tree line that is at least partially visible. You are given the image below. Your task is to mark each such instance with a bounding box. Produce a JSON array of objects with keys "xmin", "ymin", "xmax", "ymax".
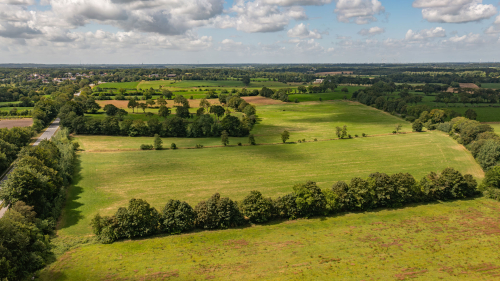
[
  {"xmin": 0, "ymin": 129, "xmax": 77, "ymax": 280},
  {"xmin": 91, "ymin": 168, "xmax": 477, "ymax": 244}
]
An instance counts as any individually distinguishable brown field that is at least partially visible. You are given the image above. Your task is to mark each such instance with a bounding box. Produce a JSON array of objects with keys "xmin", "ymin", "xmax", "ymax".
[
  {"xmin": 459, "ymin": 83, "xmax": 479, "ymax": 89},
  {"xmin": 316, "ymin": 71, "xmax": 354, "ymax": 75},
  {"xmin": 0, "ymin": 118, "xmax": 33, "ymax": 129}
]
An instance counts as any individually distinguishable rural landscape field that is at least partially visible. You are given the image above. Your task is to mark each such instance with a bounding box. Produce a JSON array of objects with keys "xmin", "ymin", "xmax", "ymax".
[{"xmin": 3, "ymin": 0, "xmax": 500, "ymax": 279}]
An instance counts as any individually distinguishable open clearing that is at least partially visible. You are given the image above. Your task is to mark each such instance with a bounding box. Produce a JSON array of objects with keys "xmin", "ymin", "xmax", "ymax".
[
  {"xmin": 0, "ymin": 118, "xmax": 33, "ymax": 128},
  {"xmin": 42, "ymin": 198, "xmax": 500, "ymax": 280},
  {"xmin": 59, "ymin": 131, "xmax": 482, "ymax": 238},
  {"xmin": 77, "ymin": 101, "xmax": 413, "ymax": 149}
]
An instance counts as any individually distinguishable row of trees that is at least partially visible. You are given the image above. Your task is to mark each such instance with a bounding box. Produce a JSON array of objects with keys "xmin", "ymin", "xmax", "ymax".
[
  {"xmin": 0, "ymin": 129, "xmax": 77, "ymax": 280},
  {"xmin": 0, "ymin": 126, "xmax": 34, "ymax": 173},
  {"xmin": 91, "ymin": 168, "xmax": 477, "ymax": 244},
  {"xmin": 436, "ymin": 117, "xmax": 500, "ymax": 170}
]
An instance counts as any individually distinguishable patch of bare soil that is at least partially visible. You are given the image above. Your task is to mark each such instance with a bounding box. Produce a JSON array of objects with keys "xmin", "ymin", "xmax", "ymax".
[
  {"xmin": 459, "ymin": 83, "xmax": 479, "ymax": 89},
  {"xmin": 241, "ymin": 96, "xmax": 283, "ymax": 105},
  {"xmin": 0, "ymin": 118, "xmax": 33, "ymax": 129}
]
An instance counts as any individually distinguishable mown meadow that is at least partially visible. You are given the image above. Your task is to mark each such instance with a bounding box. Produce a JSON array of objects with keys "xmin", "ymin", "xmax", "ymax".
[{"xmin": 43, "ymin": 198, "xmax": 500, "ymax": 280}]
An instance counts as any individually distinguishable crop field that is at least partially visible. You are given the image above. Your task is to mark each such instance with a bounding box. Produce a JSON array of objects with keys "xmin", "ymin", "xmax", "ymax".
[
  {"xmin": 0, "ymin": 118, "xmax": 33, "ymax": 128},
  {"xmin": 77, "ymin": 100, "xmax": 411, "ymax": 149},
  {"xmin": 59, "ymin": 131, "xmax": 482, "ymax": 238},
  {"xmin": 42, "ymin": 198, "xmax": 500, "ymax": 281},
  {"xmin": 138, "ymin": 80, "xmax": 297, "ymax": 91}
]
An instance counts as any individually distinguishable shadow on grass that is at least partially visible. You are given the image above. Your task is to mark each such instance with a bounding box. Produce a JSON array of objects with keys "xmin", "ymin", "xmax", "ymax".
[{"xmin": 57, "ymin": 156, "xmax": 84, "ymax": 230}]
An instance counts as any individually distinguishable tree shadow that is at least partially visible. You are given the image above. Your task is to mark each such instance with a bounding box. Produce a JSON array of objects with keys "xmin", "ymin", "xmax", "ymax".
[{"xmin": 57, "ymin": 156, "xmax": 84, "ymax": 230}]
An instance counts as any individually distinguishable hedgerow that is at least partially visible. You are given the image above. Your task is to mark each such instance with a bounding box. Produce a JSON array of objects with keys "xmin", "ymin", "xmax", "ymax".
[{"xmin": 91, "ymin": 168, "xmax": 479, "ymax": 244}]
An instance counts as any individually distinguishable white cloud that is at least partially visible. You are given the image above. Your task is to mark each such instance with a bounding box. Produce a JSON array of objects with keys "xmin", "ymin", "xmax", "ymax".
[
  {"xmin": 405, "ymin": 27, "xmax": 446, "ymax": 41},
  {"xmin": 260, "ymin": 0, "xmax": 331, "ymax": 5},
  {"xmin": 334, "ymin": 0, "xmax": 385, "ymax": 24},
  {"xmin": 213, "ymin": 0, "xmax": 306, "ymax": 33},
  {"xmin": 358, "ymin": 26, "xmax": 385, "ymax": 36},
  {"xmin": 485, "ymin": 14, "xmax": 500, "ymax": 34},
  {"xmin": 287, "ymin": 23, "xmax": 322, "ymax": 38},
  {"xmin": 412, "ymin": 0, "xmax": 497, "ymax": 23},
  {"xmin": 216, "ymin": 38, "xmax": 254, "ymax": 51}
]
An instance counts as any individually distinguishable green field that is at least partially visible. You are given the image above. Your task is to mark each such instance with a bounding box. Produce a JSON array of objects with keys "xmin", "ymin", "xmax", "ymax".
[
  {"xmin": 98, "ymin": 82, "xmax": 139, "ymax": 89},
  {"xmin": 481, "ymin": 83, "xmax": 500, "ymax": 89},
  {"xmin": 0, "ymin": 106, "xmax": 33, "ymax": 112},
  {"xmin": 77, "ymin": 101, "xmax": 411, "ymax": 149},
  {"xmin": 490, "ymin": 123, "xmax": 500, "ymax": 135},
  {"xmin": 59, "ymin": 131, "xmax": 482, "ymax": 238},
  {"xmin": 138, "ymin": 80, "xmax": 297, "ymax": 91},
  {"xmin": 42, "ymin": 198, "xmax": 500, "ymax": 280},
  {"xmin": 446, "ymin": 107, "xmax": 500, "ymax": 122}
]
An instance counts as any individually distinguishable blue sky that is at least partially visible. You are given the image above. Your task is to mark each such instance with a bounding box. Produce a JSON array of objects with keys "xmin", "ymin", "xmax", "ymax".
[{"xmin": 1, "ymin": 0, "xmax": 499, "ymax": 64}]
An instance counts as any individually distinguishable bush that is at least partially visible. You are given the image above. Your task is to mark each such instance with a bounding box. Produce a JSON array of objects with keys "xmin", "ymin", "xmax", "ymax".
[
  {"xmin": 237, "ymin": 142, "xmax": 242, "ymax": 146},
  {"xmin": 195, "ymin": 144, "xmax": 204, "ymax": 149},
  {"xmin": 273, "ymin": 193, "xmax": 299, "ymax": 219},
  {"xmin": 160, "ymin": 200, "xmax": 196, "ymax": 234},
  {"xmin": 194, "ymin": 193, "xmax": 245, "ymax": 229},
  {"xmin": 249, "ymin": 134, "xmax": 256, "ymax": 145},
  {"xmin": 153, "ymin": 134, "xmax": 163, "ymax": 150},
  {"xmin": 362, "ymin": 133, "xmax": 367, "ymax": 137},
  {"xmin": 115, "ymin": 199, "xmax": 161, "ymax": 239},
  {"xmin": 294, "ymin": 99, "xmax": 299, "ymax": 103},
  {"xmin": 412, "ymin": 119, "xmax": 423, "ymax": 132},
  {"xmin": 293, "ymin": 181, "xmax": 327, "ymax": 218},
  {"xmin": 240, "ymin": 191, "xmax": 274, "ymax": 223},
  {"xmin": 170, "ymin": 143, "xmax": 177, "ymax": 150},
  {"xmin": 140, "ymin": 144, "xmax": 153, "ymax": 150},
  {"xmin": 437, "ymin": 122, "xmax": 452, "ymax": 133},
  {"xmin": 420, "ymin": 168, "xmax": 478, "ymax": 200}
]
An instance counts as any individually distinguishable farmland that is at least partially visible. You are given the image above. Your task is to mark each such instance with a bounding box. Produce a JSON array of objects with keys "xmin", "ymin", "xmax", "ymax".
[
  {"xmin": 78, "ymin": 100, "xmax": 410, "ymax": 149},
  {"xmin": 59, "ymin": 130, "xmax": 482, "ymax": 238},
  {"xmin": 42, "ymin": 198, "xmax": 500, "ymax": 280}
]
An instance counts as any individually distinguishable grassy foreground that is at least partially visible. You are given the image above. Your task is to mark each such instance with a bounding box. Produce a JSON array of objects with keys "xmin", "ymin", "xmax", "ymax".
[
  {"xmin": 58, "ymin": 132, "xmax": 483, "ymax": 238},
  {"xmin": 42, "ymin": 198, "xmax": 500, "ymax": 280}
]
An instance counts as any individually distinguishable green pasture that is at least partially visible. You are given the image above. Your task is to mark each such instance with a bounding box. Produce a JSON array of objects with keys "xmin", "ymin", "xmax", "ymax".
[
  {"xmin": 481, "ymin": 83, "xmax": 500, "ymax": 89},
  {"xmin": 42, "ymin": 197, "xmax": 500, "ymax": 281},
  {"xmin": 490, "ymin": 123, "xmax": 500, "ymax": 135},
  {"xmin": 288, "ymin": 86, "xmax": 364, "ymax": 102},
  {"xmin": 59, "ymin": 131, "xmax": 482, "ymax": 238},
  {"xmin": 78, "ymin": 101, "xmax": 410, "ymax": 148},
  {"xmin": 446, "ymin": 107, "xmax": 500, "ymax": 122},
  {"xmin": 0, "ymin": 101, "xmax": 20, "ymax": 106},
  {"xmin": 97, "ymin": 82, "xmax": 139, "ymax": 89},
  {"xmin": 0, "ymin": 107, "xmax": 33, "ymax": 112}
]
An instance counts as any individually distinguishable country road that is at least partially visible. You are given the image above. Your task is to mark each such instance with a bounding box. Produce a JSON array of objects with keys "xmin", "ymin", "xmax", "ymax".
[{"xmin": 0, "ymin": 118, "xmax": 60, "ymax": 218}]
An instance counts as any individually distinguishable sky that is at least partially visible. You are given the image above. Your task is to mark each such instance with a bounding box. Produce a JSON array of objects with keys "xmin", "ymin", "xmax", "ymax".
[{"xmin": 1, "ymin": 0, "xmax": 500, "ymax": 64}]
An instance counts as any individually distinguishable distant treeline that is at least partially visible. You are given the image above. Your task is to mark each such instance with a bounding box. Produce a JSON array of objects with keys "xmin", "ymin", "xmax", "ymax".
[{"xmin": 91, "ymin": 168, "xmax": 478, "ymax": 244}]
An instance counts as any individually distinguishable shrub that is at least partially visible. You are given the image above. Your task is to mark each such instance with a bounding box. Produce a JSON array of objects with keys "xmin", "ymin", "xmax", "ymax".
[
  {"xmin": 314, "ymin": 138, "xmax": 318, "ymax": 141},
  {"xmin": 249, "ymin": 134, "xmax": 256, "ymax": 145},
  {"xmin": 195, "ymin": 144, "xmax": 204, "ymax": 148},
  {"xmin": 355, "ymin": 134, "xmax": 359, "ymax": 138},
  {"xmin": 273, "ymin": 193, "xmax": 299, "ymax": 219},
  {"xmin": 412, "ymin": 119, "xmax": 423, "ymax": 132},
  {"xmin": 293, "ymin": 181, "xmax": 327, "ymax": 217},
  {"xmin": 362, "ymin": 133, "xmax": 367, "ymax": 137},
  {"xmin": 420, "ymin": 168, "xmax": 478, "ymax": 200},
  {"xmin": 481, "ymin": 165, "xmax": 500, "ymax": 201},
  {"xmin": 331, "ymin": 181, "xmax": 352, "ymax": 211},
  {"xmin": 170, "ymin": 143, "xmax": 177, "ymax": 150},
  {"xmin": 194, "ymin": 193, "xmax": 245, "ymax": 229},
  {"xmin": 160, "ymin": 200, "xmax": 196, "ymax": 234},
  {"xmin": 437, "ymin": 122, "xmax": 452, "ymax": 133},
  {"xmin": 153, "ymin": 134, "xmax": 163, "ymax": 150},
  {"xmin": 476, "ymin": 139, "xmax": 500, "ymax": 170},
  {"xmin": 393, "ymin": 131, "xmax": 397, "ymax": 134},
  {"xmin": 294, "ymin": 99, "xmax": 299, "ymax": 103},
  {"xmin": 298, "ymin": 140, "xmax": 302, "ymax": 143},
  {"xmin": 240, "ymin": 191, "xmax": 274, "ymax": 223},
  {"xmin": 116, "ymin": 199, "xmax": 161, "ymax": 239},
  {"xmin": 237, "ymin": 142, "xmax": 242, "ymax": 146},
  {"xmin": 140, "ymin": 144, "xmax": 153, "ymax": 150}
]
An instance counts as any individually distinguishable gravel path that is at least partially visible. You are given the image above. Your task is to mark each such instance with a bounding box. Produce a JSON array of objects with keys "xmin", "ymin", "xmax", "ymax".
[{"xmin": 0, "ymin": 118, "xmax": 60, "ymax": 218}]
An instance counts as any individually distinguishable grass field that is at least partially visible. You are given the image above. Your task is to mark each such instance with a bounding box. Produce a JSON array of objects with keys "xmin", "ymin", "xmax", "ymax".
[
  {"xmin": 0, "ymin": 106, "xmax": 33, "ymax": 112},
  {"xmin": 138, "ymin": 80, "xmax": 297, "ymax": 91},
  {"xmin": 446, "ymin": 107, "xmax": 500, "ymax": 122},
  {"xmin": 490, "ymin": 123, "xmax": 500, "ymax": 135},
  {"xmin": 41, "ymin": 198, "xmax": 500, "ymax": 280},
  {"xmin": 98, "ymin": 82, "xmax": 139, "ymax": 89},
  {"xmin": 77, "ymin": 101, "xmax": 411, "ymax": 149},
  {"xmin": 481, "ymin": 83, "xmax": 500, "ymax": 89},
  {"xmin": 59, "ymin": 131, "xmax": 482, "ymax": 238}
]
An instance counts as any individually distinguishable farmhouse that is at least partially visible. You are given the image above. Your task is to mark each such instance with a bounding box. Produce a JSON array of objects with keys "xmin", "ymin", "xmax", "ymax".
[{"xmin": 313, "ymin": 79, "xmax": 324, "ymax": 84}]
